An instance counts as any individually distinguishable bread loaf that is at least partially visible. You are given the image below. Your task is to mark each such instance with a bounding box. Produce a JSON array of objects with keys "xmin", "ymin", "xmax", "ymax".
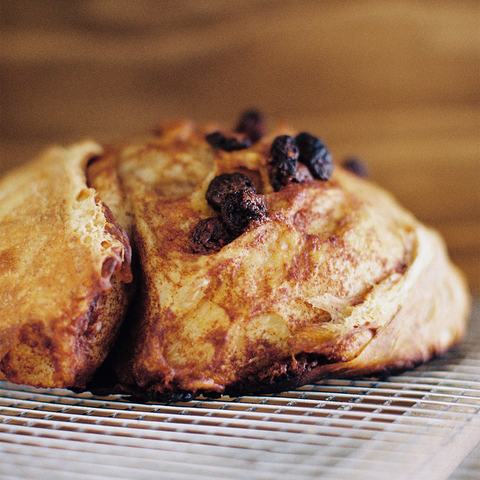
[{"xmin": 0, "ymin": 113, "xmax": 470, "ymax": 399}]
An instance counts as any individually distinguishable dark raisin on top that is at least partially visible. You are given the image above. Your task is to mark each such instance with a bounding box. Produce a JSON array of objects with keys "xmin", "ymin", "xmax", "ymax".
[
  {"xmin": 342, "ymin": 156, "xmax": 369, "ymax": 178},
  {"xmin": 235, "ymin": 109, "xmax": 266, "ymax": 143},
  {"xmin": 206, "ymin": 172, "xmax": 256, "ymax": 211},
  {"xmin": 192, "ymin": 171, "xmax": 267, "ymax": 254},
  {"xmin": 191, "ymin": 217, "xmax": 234, "ymax": 254},
  {"xmin": 221, "ymin": 190, "xmax": 268, "ymax": 236},
  {"xmin": 206, "ymin": 131, "xmax": 251, "ymax": 152},
  {"xmin": 295, "ymin": 132, "xmax": 333, "ymax": 181},
  {"xmin": 268, "ymin": 135, "xmax": 299, "ymax": 191}
]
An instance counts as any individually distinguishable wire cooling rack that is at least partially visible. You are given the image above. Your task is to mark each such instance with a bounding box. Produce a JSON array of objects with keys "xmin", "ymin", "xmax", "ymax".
[{"xmin": 1, "ymin": 299, "xmax": 479, "ymax": 480}]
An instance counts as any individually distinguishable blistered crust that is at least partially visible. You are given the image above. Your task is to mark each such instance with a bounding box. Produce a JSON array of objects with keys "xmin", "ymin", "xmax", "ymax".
[{"xmin": 0, "ymin": 142, "xmax": 133, "ymax": 389}]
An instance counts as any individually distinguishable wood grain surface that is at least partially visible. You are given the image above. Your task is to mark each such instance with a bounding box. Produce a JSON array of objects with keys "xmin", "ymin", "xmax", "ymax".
[{"xmin": 1, "ymin": 0, "xmax": 479, "ymax": 291}]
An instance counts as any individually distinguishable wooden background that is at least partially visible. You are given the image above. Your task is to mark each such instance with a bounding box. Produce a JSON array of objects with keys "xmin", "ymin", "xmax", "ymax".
[{"xmin": 1, "ymin": 0, "xmax": 479, "ymax": 291}]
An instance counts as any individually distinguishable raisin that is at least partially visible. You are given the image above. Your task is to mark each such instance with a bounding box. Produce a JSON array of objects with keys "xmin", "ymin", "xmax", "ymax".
[
  {"xmin": 268, "ymin": 135, "xmax": 299, "ymax": 191},
  {"xmin": 221, "ymin": 190, "xmax": 267, "ymax": 236},
  {"xmin": 342, "ymin": 156, "xmax": 369, "ymax": 178},
  {"xmin": 206, "ymin": 131, "xmax": 251, "ymax": 152},
  {"xmin": 191, "ymin": 217, "xmax": 234, "ymax": 254},
  {"xmin": 206, "ymin": 173, "xmax": 256, "ymax": 211},
  {"xmin": 295, "ymin": 132, "xmax": 333, "ymax": 181},
  {"xmin": 235, "ymin": 109, "xmax": 266, "ymax": 143}
]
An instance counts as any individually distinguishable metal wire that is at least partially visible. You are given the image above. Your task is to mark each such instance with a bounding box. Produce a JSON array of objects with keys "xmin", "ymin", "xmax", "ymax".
[{"xmin": 1, "ymin": 300, "xmax": 479, "ymax": 480}]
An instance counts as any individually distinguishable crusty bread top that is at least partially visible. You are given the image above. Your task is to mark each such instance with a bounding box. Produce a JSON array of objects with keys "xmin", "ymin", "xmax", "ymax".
[
  {"xmin": 0, "ymin": 118, "xmax": 470, "ymax": 396},
  {"xmin": 0, "ymin": 141, "xmax": 132, "ymax": 385},
  {"xmin": 112, "ymin": 121, "xmax": 470, "ymax": 396}
]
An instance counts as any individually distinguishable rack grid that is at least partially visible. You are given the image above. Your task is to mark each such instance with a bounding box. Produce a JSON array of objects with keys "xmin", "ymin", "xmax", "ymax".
[{"xmin": 1, "ymin": 300, "xmax": 479, "ymax": 480}]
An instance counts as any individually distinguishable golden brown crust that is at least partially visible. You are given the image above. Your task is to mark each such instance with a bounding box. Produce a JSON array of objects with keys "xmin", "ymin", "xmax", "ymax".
[
  {"xmin": 0, "ymin": 118, "xmax": 470, "ymax": 398},
  {"xmin": 0, "ymin": 142, "xmax": 133, "ymax": 389},
  {"xmin": 111, "ymin": 120, "xmax": 470, "ymax": 399}
]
